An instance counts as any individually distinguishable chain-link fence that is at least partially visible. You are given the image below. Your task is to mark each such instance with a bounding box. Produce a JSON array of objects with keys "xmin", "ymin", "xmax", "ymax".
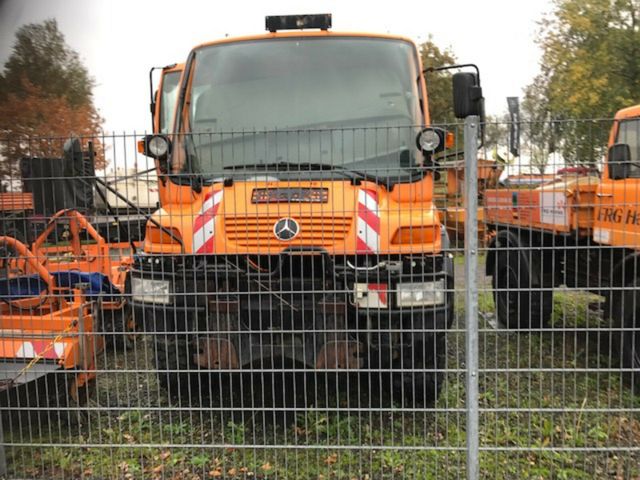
[{"xmin": 1, "ymin": 117, "xmax": 639, "ymax": 479}]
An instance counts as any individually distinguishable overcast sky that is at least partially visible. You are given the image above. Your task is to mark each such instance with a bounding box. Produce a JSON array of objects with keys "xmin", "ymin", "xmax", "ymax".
[{"xmin": 0, "ymin": 0, "xmax": 553, "ymax": 135}]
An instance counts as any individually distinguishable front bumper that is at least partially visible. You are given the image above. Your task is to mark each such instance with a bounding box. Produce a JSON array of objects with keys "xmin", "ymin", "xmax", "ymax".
[{"xmin": 129, "ymin": 252, "xmax": 454, "ymax": 369}]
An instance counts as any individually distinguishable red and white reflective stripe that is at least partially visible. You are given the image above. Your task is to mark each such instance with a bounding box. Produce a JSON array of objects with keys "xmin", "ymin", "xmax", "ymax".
[
  {"xmin": 16, "ymin": 341, "xmax": 65, "ymax": 359},
  {"xmin": 193, "ymin": 190, "xmax": 224, "ymax": 254},
  {"xmin": 356, "ymin": 189, "xmax": 380, "ymax": 254}
]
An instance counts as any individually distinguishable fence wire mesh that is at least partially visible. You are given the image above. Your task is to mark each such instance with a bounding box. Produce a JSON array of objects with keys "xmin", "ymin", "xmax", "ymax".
[{"xmin": 0, "ymin": 118, "xmax": 638, "ymax": 479}]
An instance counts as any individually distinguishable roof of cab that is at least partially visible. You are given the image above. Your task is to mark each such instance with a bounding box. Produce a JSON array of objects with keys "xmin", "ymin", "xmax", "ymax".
[
  {"xmin": 192, "ymin": 30, "xmax": 419, "ymax": 52},
  {"xmin": 163, "ymin": 63, "xmax": 184, "ymax": 73},
  {"xmin": 615, "ymin": 104, "xmax": 640, "ymax": 120}
]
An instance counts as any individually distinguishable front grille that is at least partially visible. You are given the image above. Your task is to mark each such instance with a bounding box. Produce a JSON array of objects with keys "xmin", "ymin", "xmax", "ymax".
[{"xmin": 224, "ymin": 214, "xmax": 353, "ymax": 248}]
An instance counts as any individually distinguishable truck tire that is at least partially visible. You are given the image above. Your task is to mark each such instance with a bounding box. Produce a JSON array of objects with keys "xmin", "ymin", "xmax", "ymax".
[
  {"xmin": 154, "ymin": 335, "xmax": 202, "ymax": 404},
  {"xmin": 99, "ymin": 306, "xmax": 135, "ymax": 352},
  {"xmin": 393, "ymin": 332, "xmax": 445, "ymax": 407},
  {"xmin": 619, "ymin": 277, "xmax": 640, "ymax": 395},
  {"xmin": 492, "ymin": 247, "xmax": 552, "ymax": 329}
]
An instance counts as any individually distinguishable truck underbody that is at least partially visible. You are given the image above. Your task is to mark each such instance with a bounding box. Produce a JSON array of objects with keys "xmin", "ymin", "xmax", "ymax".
[{"xmin": 131, "ymin": 251, "xmax": 454, "ymax": 406}]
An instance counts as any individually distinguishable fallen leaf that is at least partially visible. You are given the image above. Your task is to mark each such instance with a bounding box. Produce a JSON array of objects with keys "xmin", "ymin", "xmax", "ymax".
[
  {"xmin": 208, "ymin": 468, "xmax": 222, "ymax": 478},
  {"xmin": 160, "ymin": 450, "xmax": 171, "ymax": 460},
  {"xmin": 227, "ymin": 467, "xmax": 237, "ymax": 476},
  {"xmin": 261, "ymin": 462, "xmax": 272, "ymax": 472},
  {"xmin": 324, "ymin": 453, "xmax": 338, "ymax": 465}
]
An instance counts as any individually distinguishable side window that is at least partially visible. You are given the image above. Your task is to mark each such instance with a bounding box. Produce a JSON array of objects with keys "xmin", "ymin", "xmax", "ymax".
[
  {"xmin": 159, "ymin": 71, "xmax": 181, "ymax": 134},
  {"xmin": 617, "ymin": 119, "xmax": 640, "ymax": 177}
]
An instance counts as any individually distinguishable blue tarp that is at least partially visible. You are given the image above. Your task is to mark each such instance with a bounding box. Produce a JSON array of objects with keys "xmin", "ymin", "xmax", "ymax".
[{"xmin": 0, "ymin": 271, "xmax": 121, "ymax": 301}]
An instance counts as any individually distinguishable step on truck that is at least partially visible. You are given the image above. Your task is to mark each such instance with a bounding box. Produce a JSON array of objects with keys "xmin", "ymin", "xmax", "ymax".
[
  {"xmin": 132, "ymin": 14, "xmax": 484, "ymax": 406},
  {"xmin": 484, "ymin": 104, "xmax": 640, "ymax": 392}
]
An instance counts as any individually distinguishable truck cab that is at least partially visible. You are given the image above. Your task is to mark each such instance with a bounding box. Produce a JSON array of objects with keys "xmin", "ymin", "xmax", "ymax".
[
  {"xmin": 593, "ymin": 105, "xmax": 640, "ymax": 247},
  {"xmin": 132, "ymin": 14, "xmax": 482, "ymax": 407}
]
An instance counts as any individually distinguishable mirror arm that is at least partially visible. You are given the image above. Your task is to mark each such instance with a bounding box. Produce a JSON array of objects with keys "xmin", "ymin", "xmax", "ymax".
[{"xmin": 424, "ymin": 63, "xmax": 481, "ymax": 85}]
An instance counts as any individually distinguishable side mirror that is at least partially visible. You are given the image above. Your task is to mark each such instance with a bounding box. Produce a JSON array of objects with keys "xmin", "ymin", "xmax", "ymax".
[
  {"xmin": 452, "ymin": 72, "xmax": 484, "ymax": 120},
  {"xmin": 139, "ymin": 134, "xmax": 171, "ymax": 160},
  {"xmin": 608, "ymin": 143, "xmax": 631, "ymax": 180}
]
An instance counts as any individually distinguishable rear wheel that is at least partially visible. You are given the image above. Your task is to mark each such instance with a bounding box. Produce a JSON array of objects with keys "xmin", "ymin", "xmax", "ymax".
[
  {"xmin": 619, "ymin": 277, "xmax": 640, "ymax": 395},
  {"xmin": 492, "ymin": 247, "xmax": 552, "ymax": 329}
]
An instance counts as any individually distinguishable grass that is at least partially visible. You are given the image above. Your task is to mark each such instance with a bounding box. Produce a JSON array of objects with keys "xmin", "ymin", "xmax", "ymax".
[{"xmin": 4, "ymin": 261, "xmax": 640, "ymax": 479}]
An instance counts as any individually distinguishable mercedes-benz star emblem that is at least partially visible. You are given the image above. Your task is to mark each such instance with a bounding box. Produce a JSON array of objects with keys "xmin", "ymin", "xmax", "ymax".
[{"xmin": 273, "ymin": 218, "xmax": 300, "ymax": 241}]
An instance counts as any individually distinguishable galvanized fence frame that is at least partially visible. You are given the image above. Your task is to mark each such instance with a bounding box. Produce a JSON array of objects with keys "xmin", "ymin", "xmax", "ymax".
[{"xmin": 0, "ymin": 117, "xmax": 638, "ymax": 479}]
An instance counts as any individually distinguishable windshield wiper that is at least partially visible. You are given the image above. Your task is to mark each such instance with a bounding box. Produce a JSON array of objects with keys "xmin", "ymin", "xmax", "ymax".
[
  {"xmin": 223, "ymin": 161, "xmax": 389, "ymax": 186},
  {"xmin": 224, "ymin": 162, "xmax": 337, "ymax": 171}
]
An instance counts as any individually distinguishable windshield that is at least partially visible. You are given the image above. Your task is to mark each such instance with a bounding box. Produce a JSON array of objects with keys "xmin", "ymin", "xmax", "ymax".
[
  {"xmin": 180, "ymin": 36, "xmax": 424, "ymax": 181},
  {"xmin": 617, "ymin": 118, "xmax": 640, "ymax": 177},
  {"xmin": 159, "ymin": 70, "xmax": 181, "ymax": 134}
]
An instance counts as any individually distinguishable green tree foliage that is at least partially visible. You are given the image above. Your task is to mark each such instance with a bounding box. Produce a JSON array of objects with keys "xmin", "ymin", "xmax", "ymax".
[
  {"xmin": 524, "ymin": 0, "xmax": 640, "ymax": 164},
  {"xmin": 419, "ymin": 37, "xmax": 457, "ymax": 125},
  {"xmin": 0, "ymin": 19, "xmax": 103, "ymax": 180}
]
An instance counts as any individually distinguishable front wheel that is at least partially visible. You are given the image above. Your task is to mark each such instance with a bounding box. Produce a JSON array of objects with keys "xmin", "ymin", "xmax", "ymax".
[
  {"xmin": 492, "ymin": 247, "xmax": 552, "ymax": 329},
  {"xmin": 392, "ymin": 333, "xmax": 446, "ymax": 407},
  {"xmin": 153, "ymin": 335, "xmax": 204, "ymax": 404},
  {"xmin": 99, "ymin": 305, "xmax": 136, "ymax": 352}
]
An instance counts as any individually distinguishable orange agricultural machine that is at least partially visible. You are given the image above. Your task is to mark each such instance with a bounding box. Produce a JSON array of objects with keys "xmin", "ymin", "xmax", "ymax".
[
  {"xmin": 32, "ymin": 209, "xmax": 136, "ymax": 349},
  {"xmin": 0, "ymin": 208, "xmax": 138, "ymax": 410},
  {"xmin": 132, "ymin": 13, "xmax": 485, "ymax": 406},
  {"xmin": 0, "ymin": 236, "xmax": 104, "ymax": 410},
  {"xmin": 484, "ymin": 104, "xmax": 640, "ymax": 392}
]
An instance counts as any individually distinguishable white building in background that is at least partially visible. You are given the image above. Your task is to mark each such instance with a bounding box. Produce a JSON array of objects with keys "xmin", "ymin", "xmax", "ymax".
[
  {"xmin": 94, "ymin": 167, "xmax": 159, "ymax": 211},
  {"xmin": 485, "ymin": 145, "xmax": 571, "ymax": 184}
]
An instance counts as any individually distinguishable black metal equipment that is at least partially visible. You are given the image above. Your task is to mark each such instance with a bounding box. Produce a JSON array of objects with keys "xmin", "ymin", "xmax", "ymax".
[{"xmin": 265, "ymin": 14, "xmax": 331, "ymax": 32}]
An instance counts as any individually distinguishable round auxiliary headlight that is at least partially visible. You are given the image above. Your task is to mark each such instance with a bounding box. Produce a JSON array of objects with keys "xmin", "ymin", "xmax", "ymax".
[
  {"xmin": 419, "ymin": 129, "xmax": 442, "ymax": 152},
  {"xmin": 148, "ymin": 136, "xmax": 169, "ymax": 157}
]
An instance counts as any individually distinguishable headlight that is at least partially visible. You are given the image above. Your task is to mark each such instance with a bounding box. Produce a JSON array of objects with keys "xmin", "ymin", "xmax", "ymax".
[
  {"xmin": 131, "ymin": 277, "xmax": 171, "ymax": 304},
  {"xmin": 147, "ymin": 135, "xmax": 169, "ymax": 157},
  {"xmin": 396, "ymin": 280, "xmax": 446, "ymax": 307}
]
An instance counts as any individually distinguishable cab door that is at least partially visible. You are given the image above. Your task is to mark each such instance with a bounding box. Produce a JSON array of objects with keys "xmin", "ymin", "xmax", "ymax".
[{"xmin": 595, "ymin": 116, "xmax": 640, "ymax": 247}]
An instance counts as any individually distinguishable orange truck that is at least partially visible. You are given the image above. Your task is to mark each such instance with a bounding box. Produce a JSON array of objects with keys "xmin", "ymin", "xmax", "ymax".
[
  {"xmin": 132, "ymin": 14, "xmax": 484, "ymax": 406},
  {"xmin": 484, "ymin": 104, "xmax": 640, "ymax": 391}
]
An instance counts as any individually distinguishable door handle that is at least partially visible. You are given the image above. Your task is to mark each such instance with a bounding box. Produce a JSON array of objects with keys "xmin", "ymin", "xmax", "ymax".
[{"xmin": 596, "ymin": 193, "xmax": 613, "ymax": 197}]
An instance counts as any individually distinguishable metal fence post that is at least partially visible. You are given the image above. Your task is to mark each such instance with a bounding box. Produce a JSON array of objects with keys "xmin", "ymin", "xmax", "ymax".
[
  {"xmin": 0, "ymin": 419, "xmax": 6, "ymax": 476},
  {"xmin": 464, "ymin": 115, "xmax": 480, "ymax": 480}
]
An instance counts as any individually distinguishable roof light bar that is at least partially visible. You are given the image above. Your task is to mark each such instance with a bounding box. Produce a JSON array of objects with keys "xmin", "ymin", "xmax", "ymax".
[{"xmin": 265, "ymin": 14, "xmax": 332, "ymax": 33}]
